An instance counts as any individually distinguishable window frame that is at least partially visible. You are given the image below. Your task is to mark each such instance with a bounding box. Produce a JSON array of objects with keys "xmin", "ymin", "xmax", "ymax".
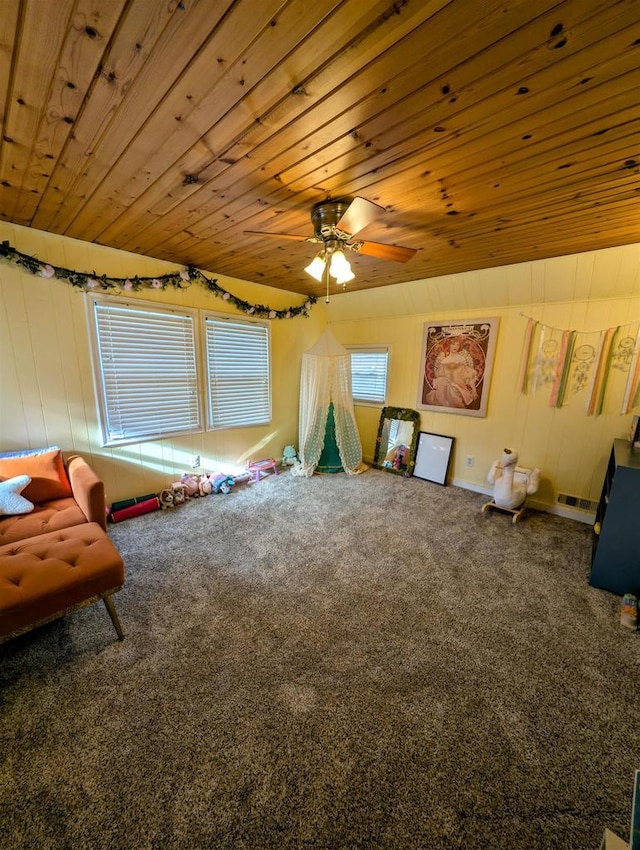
[
  {"xmin": 347, "ymin": 344, "xmax": 390, "ymax": 406},
  {"xmin": 87, "ymin": 294, "xmax": 203, "ymax": 447},
  {"xmin": 202, "ymin": 312, "xmax": 272, "ymax": 431}
]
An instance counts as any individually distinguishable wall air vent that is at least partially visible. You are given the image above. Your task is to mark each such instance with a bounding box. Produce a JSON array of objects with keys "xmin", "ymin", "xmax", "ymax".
[{"xmin": 557, "ymin": 493, "xmax": 598, "ymax": 512}]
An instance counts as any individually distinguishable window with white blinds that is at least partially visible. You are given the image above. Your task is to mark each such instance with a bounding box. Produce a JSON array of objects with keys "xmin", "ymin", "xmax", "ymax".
[
  {"xmin": 91, "ymin": 299, "xmax": 201, "ymax": 445},
  {"xmin": 348, "ymin": 347, "xmax": 389, "ymax": 404},
  {"xmin": 205, "ymin": 317, "xmax": 271, "ymax": 429}
]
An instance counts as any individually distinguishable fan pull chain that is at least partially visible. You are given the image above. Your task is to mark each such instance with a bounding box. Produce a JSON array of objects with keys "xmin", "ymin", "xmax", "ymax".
[{"xmin": 325, "ymin": 258, "xmax": 330, "ymax": 304}]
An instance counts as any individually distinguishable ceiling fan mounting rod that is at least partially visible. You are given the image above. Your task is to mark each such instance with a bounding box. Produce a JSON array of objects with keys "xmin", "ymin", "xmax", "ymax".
[
  {"xmin": 317, "ymin": 224, "xmax": 364, "ymax": 257},
  {"xmin": 322, "ymin": 237, "xmax": 341, "ymax": 256}
]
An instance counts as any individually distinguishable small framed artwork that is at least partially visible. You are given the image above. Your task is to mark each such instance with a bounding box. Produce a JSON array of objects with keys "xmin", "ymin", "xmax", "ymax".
[
  {"xmin": 418, "ymin": 317, "xmax": 499, "ymax": 417},
  {"xmin": 413, "ymin": 431, "xmax": 454, "ymax": 485}
]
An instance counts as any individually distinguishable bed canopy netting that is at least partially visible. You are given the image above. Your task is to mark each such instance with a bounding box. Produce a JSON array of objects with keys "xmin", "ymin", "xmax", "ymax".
[{"xmin": 292, "ymin": 327, "xmax": 367, "ymax": 477}]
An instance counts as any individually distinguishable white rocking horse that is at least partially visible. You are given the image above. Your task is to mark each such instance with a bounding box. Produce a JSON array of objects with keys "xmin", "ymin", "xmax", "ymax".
[{"xmin": 482, "ymin": 448, "xmax": 540, "ymax": 523}]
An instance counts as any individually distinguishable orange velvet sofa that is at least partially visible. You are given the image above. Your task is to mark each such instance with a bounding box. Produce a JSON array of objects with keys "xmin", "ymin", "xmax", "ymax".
[{"xmin": 0, "ymin": 448, "xmax": 125, "ymax": 643}]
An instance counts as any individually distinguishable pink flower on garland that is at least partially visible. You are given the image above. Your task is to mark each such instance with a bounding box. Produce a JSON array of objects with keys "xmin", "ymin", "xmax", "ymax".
[
  {"xmin": 151, "ymin": 279, "xmax": 163, "ymax": 289},
  {"xmin": 247, "ymin": 307, "xmax": 255, "ymax": 314},
  {"xmin": 86, "ymin": 278, "xmax": 98, "ymax": 289},
  {"xmin": 179, "ymin": 270, "xmax": 190, "ymax": 281},
  {"xmin": 286, "ymin": 311, "xmax": 291, "ymax": 319},
  {"xmin": 40, "ymin": 264, "xmax": 55, "ymax": 278},
  {"xmin": 123, "ymin": 279, "xmax": 133, "ymax": 291},
  {"xmin": 269, "ymin": 310, "xmax": 276, "ymax": 319},
  {"xmin": 222, "ymin": 292, "xmax": 230, "ymax": 300}
]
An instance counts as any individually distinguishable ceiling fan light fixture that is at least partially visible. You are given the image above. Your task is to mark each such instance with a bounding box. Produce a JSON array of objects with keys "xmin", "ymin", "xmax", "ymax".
[
  {"xmin": 247, "ymin": 196, "xmax": 416, "ymax": 294},
  {"xmin": 329, "ymin": 249, "xmax": 351, "ymax": 279},
  {"xmin": 335, "ymin": 267, "xmax": 355, "ymax": 285},
  {"xmin": 304, "ymin": 254, "xmax": 326, "ymax": 282}
]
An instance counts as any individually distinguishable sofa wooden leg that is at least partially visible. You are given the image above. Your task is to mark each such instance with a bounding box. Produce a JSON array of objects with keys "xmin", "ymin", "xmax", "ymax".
[{"xmin": 102, "ymin": 593, "xmax": 124, "ymax": 640}]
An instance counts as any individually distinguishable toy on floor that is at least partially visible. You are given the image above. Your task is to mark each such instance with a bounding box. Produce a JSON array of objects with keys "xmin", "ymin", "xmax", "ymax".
[
  {"xmin": 158, "ymin": 488, "xmax": 175, "ymax": 510},
  {"xmin": 230, "ymin": 471, "xmax": 252, "ymax": 486},
  {"xmin": 282, "ymin": 445, "xmax": 298, "ymax": 466},
  {"xmin": 108, "ymin": 494, "xmax": 160, "ymax": 523},
  {"xmin": 482, "ymin": 448, "xmax": 540, "ymax": 524},
  {"xmin": 208, "ymin": 473, "xmax": 235, "ymax": 494},
  {"xmin": 246, "ymin": 458, "xmax": 278, "ymax": 482},
  {"xmin": 197, "ymin": 474, "xmax": 213, "ymax": 496},
  {"xmin": 179, "ymin": 473, "xmax": 199, "ymax": 498},
  {"xmin": 171, "ymin": 483, "xmax": 187, "ymax": 504},
  {"xmin": 620, "ymin": 593, "xmax": 638, "ymax": 629}
]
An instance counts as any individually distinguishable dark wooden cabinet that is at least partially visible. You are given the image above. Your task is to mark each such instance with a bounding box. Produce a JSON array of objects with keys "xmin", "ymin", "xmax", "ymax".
[{"xmin": 589, "ymin": 439, "xmax": 640, "ymax": 596}]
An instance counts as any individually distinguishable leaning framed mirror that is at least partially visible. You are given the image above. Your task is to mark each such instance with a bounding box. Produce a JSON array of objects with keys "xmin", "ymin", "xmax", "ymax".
[{"xmin": 373, "ymin": 406, "xmax": 421, "ymax": 476}]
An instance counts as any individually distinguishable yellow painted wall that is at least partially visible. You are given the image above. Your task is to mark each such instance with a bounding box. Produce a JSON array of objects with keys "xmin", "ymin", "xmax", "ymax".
[
  {"xmin": 326, "ymin": 247, "xmax": 640, "ymax": 513},
  {"xmin": 1, "ymin": 221, "xmax": 638, "ymax": 515},
  {"xmin": 0, "ymin": 223, "xmax": 325, "ymax": 503}
]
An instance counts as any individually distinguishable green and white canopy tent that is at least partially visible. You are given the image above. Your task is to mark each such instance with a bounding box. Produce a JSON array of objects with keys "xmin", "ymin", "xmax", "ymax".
[{"xmin": 292, "ymin": 327, "xmax": 367, "ymax": 477}]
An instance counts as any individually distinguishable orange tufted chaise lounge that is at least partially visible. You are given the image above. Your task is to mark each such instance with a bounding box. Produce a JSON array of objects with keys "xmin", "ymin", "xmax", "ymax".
[{"xmin": 0, "ymin": 448, "xmax": 125, "ymax": 644}]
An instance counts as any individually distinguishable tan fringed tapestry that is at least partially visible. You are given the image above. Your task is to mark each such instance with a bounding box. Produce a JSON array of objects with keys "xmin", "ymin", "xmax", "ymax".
[{"xmin": 518, "ymin": 316, "xmax": 640, "ymax": 415}]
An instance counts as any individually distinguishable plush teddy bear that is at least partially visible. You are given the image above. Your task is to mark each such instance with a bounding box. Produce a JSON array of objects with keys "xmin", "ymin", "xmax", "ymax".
[
  {"xmin": 487, "ymin": 448, "xmax": 540, "ymax": 510},
  {"xmin": 158, "ymin": 488, "xmax": 175, "ymax": 510}
]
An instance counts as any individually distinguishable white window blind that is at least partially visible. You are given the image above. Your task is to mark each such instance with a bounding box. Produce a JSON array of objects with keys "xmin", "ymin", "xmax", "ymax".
[
  {"xmin": 92, "ymin": 300, "xmax": 201, "ymax": 445},
  {"xmin": 205, "ymin": 317, "xmax": 270, "ymax": 429},
  {"xmin": 349, "ymin": 347, "xmax": 389, "ymax": 404}
]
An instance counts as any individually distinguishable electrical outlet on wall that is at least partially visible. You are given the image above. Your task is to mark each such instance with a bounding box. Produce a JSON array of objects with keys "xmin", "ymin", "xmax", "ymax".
[
  {"xmin": 465, "ymin": 455, "xmax": 474, "ymax": 467},
  {"xmin": 191, "ymin": 455, "xmax": 200, "ymax": 469}
]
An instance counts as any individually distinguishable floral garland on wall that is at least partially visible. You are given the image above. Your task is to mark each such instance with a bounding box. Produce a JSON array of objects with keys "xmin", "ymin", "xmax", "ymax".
[{"xmin": 0, "ymin": 240, "xmax": 316, "ymax": 320}]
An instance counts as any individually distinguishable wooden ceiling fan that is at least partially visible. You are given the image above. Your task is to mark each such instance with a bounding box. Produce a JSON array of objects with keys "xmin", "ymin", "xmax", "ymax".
[{"xmin": 245, "ymin": 197, "xmax": 416, "ymax": 290}]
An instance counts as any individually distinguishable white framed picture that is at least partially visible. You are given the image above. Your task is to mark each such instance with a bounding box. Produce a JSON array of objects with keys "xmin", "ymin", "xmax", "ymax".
[
  {"xmin": 413, "ymin": 431, "xmax": 454, "ymax": 485},
  {"xmin": 417, "ymin": 317, "xmax": 499, "ymax": 417}
]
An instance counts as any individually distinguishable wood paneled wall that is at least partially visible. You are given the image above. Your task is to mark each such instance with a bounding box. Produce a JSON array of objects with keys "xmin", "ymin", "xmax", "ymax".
[
  {"xmin": 0, "ymin": 222, "xmax": 325, "ymax": 503},
  {"xmin": 1, "ymin": 221, "xmax": 638, "ymax": 515},
  {"xmin": 327, "ymin": 246, "xmax": 640, "ymax": 516}
]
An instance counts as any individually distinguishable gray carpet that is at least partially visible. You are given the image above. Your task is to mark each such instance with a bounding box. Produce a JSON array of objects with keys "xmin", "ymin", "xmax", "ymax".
[{"xmin": 1, "ymin": 469, "xmax": 638, "ymax": 849}]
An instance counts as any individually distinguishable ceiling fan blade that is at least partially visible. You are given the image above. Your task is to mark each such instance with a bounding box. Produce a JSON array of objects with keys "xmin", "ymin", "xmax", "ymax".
[
  {"xmin": 355, "ymin": 240, "xmax": 417, "ymax": 263},
  {"xmin": 244, "ymin": 230, "xmax": 309, "ymax": 242},
  {"xmin": 336, "ymin": 196, "xmax": 385, "ymax": 236}
]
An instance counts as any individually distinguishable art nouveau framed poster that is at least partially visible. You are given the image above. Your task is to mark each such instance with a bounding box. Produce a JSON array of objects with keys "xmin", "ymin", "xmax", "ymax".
[{"xmin": 417, "ymin": 318, "xmax": 499, "ymax": 417}]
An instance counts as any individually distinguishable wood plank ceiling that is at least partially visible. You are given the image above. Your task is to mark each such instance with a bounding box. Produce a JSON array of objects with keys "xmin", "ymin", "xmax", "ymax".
[{"xmin": 1, "ymin": 0, "xmax": 640, "ymax": 299}]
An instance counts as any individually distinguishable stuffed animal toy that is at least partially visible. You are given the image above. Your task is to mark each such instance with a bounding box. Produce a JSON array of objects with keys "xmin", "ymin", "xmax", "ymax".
[
  {"xmin": 180, "ymin": 473, "xmax": 199, "ymax": 498},
  {"xmin": 282, "ymin": 445, "xmax": 298, "ymax": 466},
  {"xmin": 171, "ymin": 483, "xmax": 187, "ymax": 504},
  {"xmin": 198, "ymin": 474, "xmax": 213, "ymax": 496},
  {"xmin": 209, "ymin": 473, "xmax": 235, "ymax": 494},
  {"xmin": 158, "ymin": 488, "xmax": 175, "ymax": 510},
  {"xmin": 486, "ymin": 448, "xmax": 540, "ymax": 510}
]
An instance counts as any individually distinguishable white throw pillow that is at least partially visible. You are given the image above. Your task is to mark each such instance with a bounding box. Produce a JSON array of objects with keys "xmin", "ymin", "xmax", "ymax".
[{"xmin": 0, "ymin": 475, "xmax": 35, "ymax": 516}]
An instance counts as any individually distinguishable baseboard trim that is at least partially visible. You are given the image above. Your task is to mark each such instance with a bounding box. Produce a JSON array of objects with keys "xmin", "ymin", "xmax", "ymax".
[
  {"xmin": 364, "ymin": 465, "xmax": 595, "ymax": 525},
  {"xmin": 450, "ymin": 477, "xmax": 595, "ymax": 525}
]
